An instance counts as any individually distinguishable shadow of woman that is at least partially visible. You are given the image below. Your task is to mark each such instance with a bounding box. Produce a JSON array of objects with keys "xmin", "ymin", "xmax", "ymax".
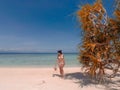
[{"xmin": 52, "ymin": 74, "xmax": 62, "ymax": 78}]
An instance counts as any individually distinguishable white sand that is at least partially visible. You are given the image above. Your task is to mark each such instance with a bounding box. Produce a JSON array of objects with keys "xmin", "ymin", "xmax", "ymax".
[{"xmin": 0, "ymin": 67, "xmax": 119, "ymax": 90}]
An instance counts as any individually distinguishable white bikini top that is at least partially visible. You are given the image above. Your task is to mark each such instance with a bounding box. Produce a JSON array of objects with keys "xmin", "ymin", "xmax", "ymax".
[{"xmin": 58, "ymin": 54, "xmax": 64, "ymax": 60}]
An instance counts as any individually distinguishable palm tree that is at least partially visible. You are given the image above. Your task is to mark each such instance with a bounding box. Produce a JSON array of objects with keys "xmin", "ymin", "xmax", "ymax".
[{"xmin": 77, "ymin": 0, "xmax": 120, "ymax": 83}]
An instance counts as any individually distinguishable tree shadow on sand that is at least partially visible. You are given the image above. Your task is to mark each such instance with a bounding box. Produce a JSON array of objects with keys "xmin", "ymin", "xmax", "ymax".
[
  {"xmin": 64, "ymin": 72, "xmax": 97, "ymax": 88},
  {"xmin": 64, "ymin": 72, "xmax": 120, "ymax": 90},
  {"xmin": 104, "ymin": 73, "xmax": 120, "ymax": 90}
]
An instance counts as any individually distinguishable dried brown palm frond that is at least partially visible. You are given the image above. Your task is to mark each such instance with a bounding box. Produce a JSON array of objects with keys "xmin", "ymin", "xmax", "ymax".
[{"xmin": 114, "ymin": 10, "xmax": 120, "ymax": 20}]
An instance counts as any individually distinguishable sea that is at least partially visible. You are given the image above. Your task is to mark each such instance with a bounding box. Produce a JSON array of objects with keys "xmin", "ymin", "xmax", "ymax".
[{"xmin": 0, "ymin": 53, "xmax": 80, "ymax": 67}]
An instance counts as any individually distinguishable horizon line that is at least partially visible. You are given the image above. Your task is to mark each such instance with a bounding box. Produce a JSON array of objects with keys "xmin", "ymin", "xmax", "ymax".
[{"xmin": 0, "ymin": 51, "xmax": 78, "ymax": 54}]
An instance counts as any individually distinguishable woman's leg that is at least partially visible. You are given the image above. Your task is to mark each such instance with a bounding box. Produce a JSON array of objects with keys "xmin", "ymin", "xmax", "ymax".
[{"xmin": 59, "ymin": 65, "xmax": 64, "ymax": 77}]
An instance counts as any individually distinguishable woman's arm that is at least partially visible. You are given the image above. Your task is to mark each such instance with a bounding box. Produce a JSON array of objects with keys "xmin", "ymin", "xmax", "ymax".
[
  {"xmin": 54, "ymin": 59, "xmax": 58, "ymax": 71},
  {"xmin": 62, "ymin": 55, "xmax": 65, "ymax": 65}
]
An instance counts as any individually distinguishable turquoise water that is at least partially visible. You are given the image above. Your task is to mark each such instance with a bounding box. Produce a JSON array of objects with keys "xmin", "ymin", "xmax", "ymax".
[{"xmin": 0, "ymin": 53, "xmax": 80, "ymax": 67}]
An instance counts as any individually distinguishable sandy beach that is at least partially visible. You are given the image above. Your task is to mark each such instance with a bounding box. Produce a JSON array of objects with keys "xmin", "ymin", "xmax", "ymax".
[{"xmin": 0, "ymin": 67, "xmax": 119, "ymax": 90}]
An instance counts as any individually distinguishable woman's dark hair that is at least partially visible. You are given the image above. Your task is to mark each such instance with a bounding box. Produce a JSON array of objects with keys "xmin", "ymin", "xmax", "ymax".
[{"xmin": 57, "ymin": 50, "xmax": 62, "ymax": 54}]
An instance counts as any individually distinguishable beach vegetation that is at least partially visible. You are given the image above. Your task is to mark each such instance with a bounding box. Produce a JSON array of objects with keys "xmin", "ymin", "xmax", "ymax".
[{"xmin": 77, "ymin": 0, "xmax": 120, "ymax": 83}]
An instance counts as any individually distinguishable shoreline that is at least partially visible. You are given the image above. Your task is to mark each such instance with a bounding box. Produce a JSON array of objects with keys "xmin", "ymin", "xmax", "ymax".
[{"xmin": 0, "ymin": 64, "xmax": 81, "ymax": 68}]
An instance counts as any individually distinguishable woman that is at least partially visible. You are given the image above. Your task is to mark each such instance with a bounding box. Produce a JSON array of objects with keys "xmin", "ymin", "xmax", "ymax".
[{"xmin": 54, "ymin": 50, "xmax": 65, "ymax": 77}]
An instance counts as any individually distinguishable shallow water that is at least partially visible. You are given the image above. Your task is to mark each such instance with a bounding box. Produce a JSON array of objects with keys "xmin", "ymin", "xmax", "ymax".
[{"xmin": 0, "ymin": 53, "xmax": 80, "ymax": 67}]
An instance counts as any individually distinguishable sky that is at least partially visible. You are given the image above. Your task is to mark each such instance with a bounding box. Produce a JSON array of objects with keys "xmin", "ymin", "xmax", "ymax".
[{"xmin": 0, "ymin": 0, "xmax": 115, "ymax": 53}]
